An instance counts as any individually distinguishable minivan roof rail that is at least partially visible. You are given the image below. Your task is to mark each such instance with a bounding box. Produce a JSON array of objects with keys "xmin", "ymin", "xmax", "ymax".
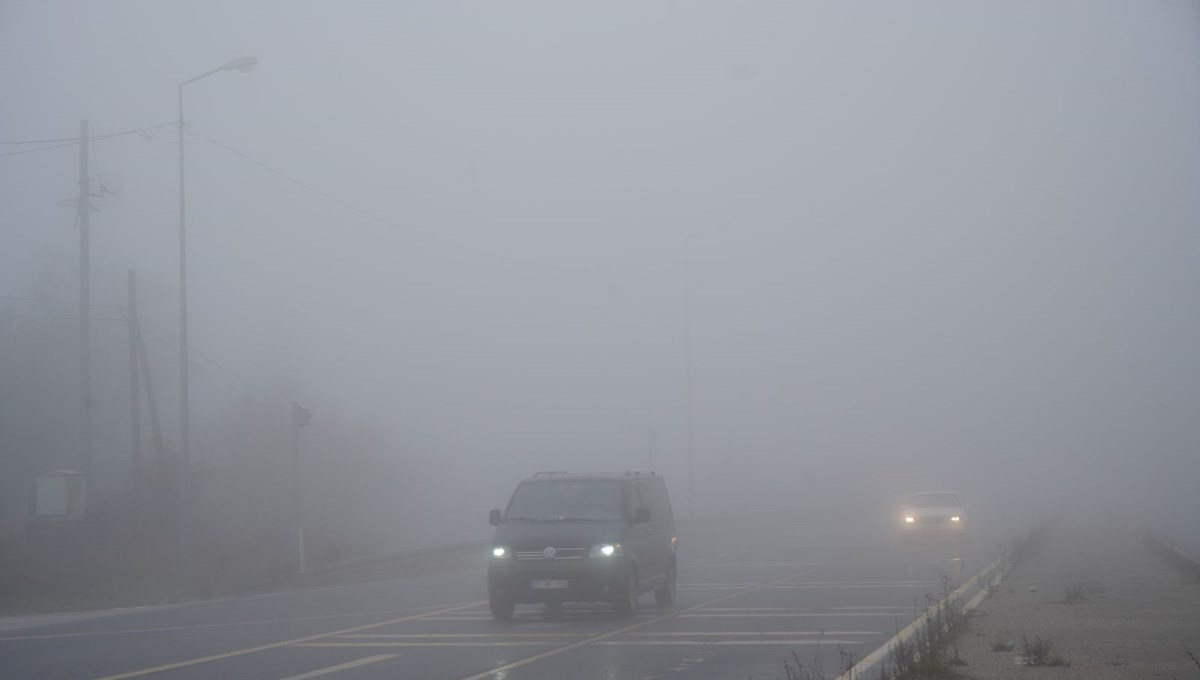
[
  {"xmin": 533, "ymin": 470, "xmax": 569, "ymax": 477},
  {"xmin": 623, "ymin": 469, "xmax": 656, "ymax": 476}
]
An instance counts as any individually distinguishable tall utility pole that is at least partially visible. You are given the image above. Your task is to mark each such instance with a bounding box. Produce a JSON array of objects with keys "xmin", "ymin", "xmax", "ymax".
[
  {"xmin": 682, "ymin": 226, "xmax": 719, "ymax": 519},
  {"xmin": 127, "ymin": 269, "xmax": 142, "ymax": 500},
  {"xmin": 134, "ymin": 324, "xmax": 165, "ymax": 462},
  {"xmin": 177, "ymin": 76, "xmax": 192, "ymax": 578},
  {"xmin": 78, "ymin": 120, "xmax": 92, "ymax": 482},
  {"xmin": 291, "ymin": 402, "xmax": 312, "ymax": 576},
  {"xmin": 684, "ymin": 238, "xmax": 695, "ymax": 518}
]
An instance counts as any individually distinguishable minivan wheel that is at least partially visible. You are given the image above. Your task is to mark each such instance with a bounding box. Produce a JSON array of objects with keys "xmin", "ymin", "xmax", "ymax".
[
  {"xmin": 489, "ymin": 597, "xmax": 514, "ymax": 622},
  {"xmin": 655, "ymin": 560, "xmax": 676, "ymax": 607},
  {"xmin": 614, "ymin": 570, "xmax": 638, "ymax": 617}
]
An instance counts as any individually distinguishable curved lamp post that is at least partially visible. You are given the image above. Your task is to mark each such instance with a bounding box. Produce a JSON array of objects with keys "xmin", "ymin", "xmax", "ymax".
[{"xmin": 177, "ymin": 55, "xmax": 256, "ymax": 577}]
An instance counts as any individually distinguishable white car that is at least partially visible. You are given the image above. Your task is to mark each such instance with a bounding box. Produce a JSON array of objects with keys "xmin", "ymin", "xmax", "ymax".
[{"xmin": 900, "ymin": 492, "xmax": 968, "ymax": 540}]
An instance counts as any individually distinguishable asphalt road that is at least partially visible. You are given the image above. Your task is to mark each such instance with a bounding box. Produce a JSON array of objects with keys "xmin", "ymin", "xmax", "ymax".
[{"xmin": 0, "ymin": 515, "xmax": 1002, "ymax": 680}]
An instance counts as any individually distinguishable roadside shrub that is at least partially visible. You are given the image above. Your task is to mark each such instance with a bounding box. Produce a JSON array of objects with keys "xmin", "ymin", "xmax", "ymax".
[{"xmin": 1021, "ymin": 633, "xmax": 1069, "ymax": 667}]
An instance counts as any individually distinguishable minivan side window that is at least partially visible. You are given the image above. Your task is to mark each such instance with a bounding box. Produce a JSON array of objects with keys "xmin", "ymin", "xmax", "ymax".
[
  {"xmin": 644, "ymin": 479, "xmax": 671, "ymax": 521},
  {"xmin": 633, "ymin": 481, "xmax": 650, "ymax": 520}
]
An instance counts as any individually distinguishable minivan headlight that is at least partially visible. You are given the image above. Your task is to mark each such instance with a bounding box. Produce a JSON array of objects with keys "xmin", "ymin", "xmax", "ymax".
[
  {"xmin": 491, "ymin": 546, "xmax": 511, "ymax": 559},
  {"xmin": 590, "ymin": 543, "xmax": 622, "ymax": 558}
]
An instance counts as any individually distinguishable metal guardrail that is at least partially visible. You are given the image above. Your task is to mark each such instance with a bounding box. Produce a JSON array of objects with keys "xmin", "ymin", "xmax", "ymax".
[{"xmin": 1141, "ymin": 527, "xmax": 1200, "ymax": 582}]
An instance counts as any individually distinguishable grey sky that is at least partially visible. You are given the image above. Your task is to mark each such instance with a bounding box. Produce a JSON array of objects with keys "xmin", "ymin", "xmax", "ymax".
[{"xmin": 3, "ymin": 2, "xmax": 1198, "ymax": 540}]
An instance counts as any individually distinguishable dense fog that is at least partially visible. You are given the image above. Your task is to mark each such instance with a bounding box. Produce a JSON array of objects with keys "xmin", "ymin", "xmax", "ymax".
[{"xmin": 2, "ymin": 1, "xmax": 1198, "ymax": 597}]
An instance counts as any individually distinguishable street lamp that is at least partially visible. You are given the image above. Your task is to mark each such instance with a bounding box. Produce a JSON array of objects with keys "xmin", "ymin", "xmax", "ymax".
[
  {"xmin": 683, "ymin": 226, "xmax": 719, "ymax": 519},
  {"xmin": 177, "ymin": 55, "xmax": 256, "ymax": 577}
]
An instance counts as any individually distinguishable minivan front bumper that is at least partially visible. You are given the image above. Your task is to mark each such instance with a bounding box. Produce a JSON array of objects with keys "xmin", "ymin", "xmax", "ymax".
[{"xmin": 488, "ymin": 557, "xmax": 630, "ymax": 604}]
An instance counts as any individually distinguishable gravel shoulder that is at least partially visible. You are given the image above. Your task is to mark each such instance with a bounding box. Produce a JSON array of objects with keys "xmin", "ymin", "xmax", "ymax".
[{"xmin": 955, "ymin": 517, "xmax": 1200, "ymax": 679}]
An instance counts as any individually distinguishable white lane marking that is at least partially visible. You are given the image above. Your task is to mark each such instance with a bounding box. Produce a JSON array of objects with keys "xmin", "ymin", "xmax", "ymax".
[
  {"xmin": 681, "ymin": 613, "xmax": 906, "ymax": 618},
  {"xmin": 700, "ymin": 609, "xmax": 811, "ymax": 614},
  {"xmin": 766, "ymin": 584, "xmax": 937, "ymax": 589},
  {"xmin": 627, "ymin": 631, "xmax": 879, "ymax": 637},
  {"xmin": 832, "ymin": 606, "xmax": 916, "ymax": 610},
  {"xmin": 595, "ymin": 640, "xmax": 866, "ymax": 646},
  {"xmin": 422, "ymin": 613, "xmax": 659, "ymax": 621},
  {"xmin": 298, "ymin": 642, "xmax": 557, "ymax": 648},
  {"xmin": 0, "ymin": 604, "xmax": 463, "ymax": 642},
  {"xmin": 666, "ymin": 653, "xmax": 710, "ymax": 672},
  {"xmin": 298, "ymin": 640, "xmax": 867, "ymax": 648},
  {"xmin": 334, "ymin": 633, "xmax": 584, "ymax": 639},
  {"xmin": 92, "ymin": 601, "xmax": 485, "ymax": 680},
  {"xmin": 276, "ymin": 655, "xmax": 396, "ymax": 680},
  {"xmin": 781, "ymin": 581, "xmax": 940, "ymax": 586},
  {"xmin": 682, "ymin": 581, "xmax": 939, "ymax": 590},
  {"xmin": 454, "ymin": 565, "xmax": 827, "ymax": 680},
  {"xmin": 685, "ymin": 562, "xmax": 821, "ymax": 568}
]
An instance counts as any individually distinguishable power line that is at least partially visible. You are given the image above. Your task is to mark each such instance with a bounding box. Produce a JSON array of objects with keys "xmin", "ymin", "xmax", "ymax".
[
  {"xmin": 191, "ymin": 127, "xmax": 541, "ymax": 266},
  {"xmin": 139, "ymin": 321, "xmax": 254, "ymax": 400},
  {"xmin": 0, "ymin": 122, "xmax": 176, "ymax": 145},
  {"xmin": 0, "ymin": 312, "xmax": 125, "ymax": 323},
  {"xmin": 0, "ymin": 140, "xmax": 81, "ymax": 158},
  {"xmin": 140, "ymin": 315, "xmax": 259, "ymax": 398},
  {"xmin": 0, "ymin": 122, "xmax": 176, "ymax": 158},
  {"xmin": 0, "ymin": 294, "xmax": 125, "ymax": 311}
]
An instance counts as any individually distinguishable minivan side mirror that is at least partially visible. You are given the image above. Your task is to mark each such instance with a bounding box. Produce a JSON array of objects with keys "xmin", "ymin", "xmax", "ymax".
[
  {"xmin": 489, "ymin": 508, "xmax": 502, "ymax": 526},
  {"xmin": 633, "ymin": 507, "xmax": 651, "ymax": 524}
]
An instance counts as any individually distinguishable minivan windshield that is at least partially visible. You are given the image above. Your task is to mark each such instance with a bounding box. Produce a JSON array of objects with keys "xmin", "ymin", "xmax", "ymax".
[
  {"xmin": 505, "ymin": 480, "xmax": 624, "ymax": 521},
  {"xmin": 909, "ymin": 493, "xmax": 962, "ymax": 508}
]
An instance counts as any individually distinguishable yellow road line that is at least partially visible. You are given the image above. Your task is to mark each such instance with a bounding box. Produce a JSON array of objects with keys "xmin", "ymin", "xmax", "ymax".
[
  {"xmin": 276, "ymin": 654, "xmax": 396, "ymax": 680},
  {"xmin": 454, "ymin": 566, "xmax": 825, "ymax": 680},
  {"xmin": 90, "ymin": 601, "xmax": 484, "ymax": 680}
]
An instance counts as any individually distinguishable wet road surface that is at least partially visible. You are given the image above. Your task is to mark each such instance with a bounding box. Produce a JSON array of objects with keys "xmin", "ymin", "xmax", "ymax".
[{"xmin": 1, "ymin": 516, "xmax": 999, "ymax": 680}]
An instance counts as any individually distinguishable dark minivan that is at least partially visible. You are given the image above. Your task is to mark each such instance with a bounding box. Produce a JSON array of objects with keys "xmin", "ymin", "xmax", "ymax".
[{"xmin": 487, "ymin": 471, "xmax": 677, "ymax": 621}]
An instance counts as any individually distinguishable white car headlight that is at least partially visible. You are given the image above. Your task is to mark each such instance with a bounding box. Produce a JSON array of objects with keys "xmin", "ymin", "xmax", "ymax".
[
  {"xmin": 904, "ymin": 516, "xmax": 915, "ymax": 524},
  {"xmin": 590, "ymin": 543, "xmax": 622, "ymax": 558},
  {"xmin": 950, "ymin": 516, "xmax": 961, "ymax": 522},
  {"xmin": 491, "ymin": 546, "xmax": 511, "ymax": 559}
]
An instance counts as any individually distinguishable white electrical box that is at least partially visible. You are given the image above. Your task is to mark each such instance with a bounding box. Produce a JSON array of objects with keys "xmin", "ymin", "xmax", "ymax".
[{"xmin": 28, "ymin": 470, "xmax": 87, "ymax": 519}]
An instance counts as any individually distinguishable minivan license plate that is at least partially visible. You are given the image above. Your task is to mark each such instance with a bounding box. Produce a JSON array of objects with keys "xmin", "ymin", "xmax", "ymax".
[{"xmin": 531, "ymin": 579, "xmax": 568, "ymax": 590}]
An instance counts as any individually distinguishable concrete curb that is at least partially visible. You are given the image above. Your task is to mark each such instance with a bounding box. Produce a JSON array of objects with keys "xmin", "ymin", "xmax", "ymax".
[
  {"xmin": 835, "ymin": 552, "xmax": 1008, "ymax": 680},
  {"xmin": 1140, "ymin": 528, "xmax": 1200, "ymax": 582}
]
